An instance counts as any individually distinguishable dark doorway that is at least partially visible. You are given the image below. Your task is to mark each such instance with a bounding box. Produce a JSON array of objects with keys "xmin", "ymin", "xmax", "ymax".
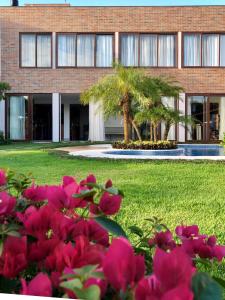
[
  {"xmin": 33, "ymin": 95, "xmax": 52, "ymax": 140},
  {"xmin": 70, "ymin": 104, "xmax": 89, "ymax": 140}
]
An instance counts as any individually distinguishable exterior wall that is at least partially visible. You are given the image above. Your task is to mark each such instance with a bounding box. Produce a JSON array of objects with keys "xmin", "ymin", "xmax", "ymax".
[{"xmin": 1, "ymin": 6, "xmax": 225, "ymax": 94}]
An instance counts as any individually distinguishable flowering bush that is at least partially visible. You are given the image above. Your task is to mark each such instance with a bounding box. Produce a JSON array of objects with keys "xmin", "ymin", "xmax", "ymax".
[
  {"xmin": 0, "ymin": 169, "xmax": 225, "ymax": 299},
  {"xmin": 112, "ymin": 140, "xmax": 177, "ymax": 150}
]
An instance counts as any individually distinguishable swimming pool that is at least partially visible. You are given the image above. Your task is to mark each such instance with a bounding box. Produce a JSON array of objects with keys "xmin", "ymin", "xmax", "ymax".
[
  {"xmin": 105, "ymin": 145, "xmax": 225, "ymax": 157},
  {"xmin": 70, "ymin": 144, "xmax": 225, "ymax": 160}
]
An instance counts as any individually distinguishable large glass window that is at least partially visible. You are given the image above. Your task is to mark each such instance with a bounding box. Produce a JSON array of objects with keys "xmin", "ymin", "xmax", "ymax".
[
  {"xmin": 183, "ymin": 34, "xmax": 201, "ymax": 66},
  {"xmin": 57, "ymin": 34, "xmax": 113, "ymax": 67},
  {"xmin": 120, "ymin": 33, "xmax": 176, "ymax": 67},
  {"xmin": 9, "ymin": 96, "xmax": 28, "ymax": 140},
  {"xmin": 183, "ymin": 33, "xmax": 224, "ymax": 67},
  {"xmin": 20, "ymin": 33, "xmax": 52, "ymax": 68},
  {"xmin": 58, "ymin": 35, "xmax": 76, "ymax": 67}
]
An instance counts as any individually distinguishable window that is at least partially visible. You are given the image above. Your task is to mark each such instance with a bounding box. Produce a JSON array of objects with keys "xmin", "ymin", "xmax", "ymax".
[
  {"xmin": 183, "ymin": 33, "xmax": 225, "ymax": 67},
  {"xmin": 57, "ymin": 33, "xmax": 113, "ymax": 67},
  {"xmin": 120, "ymin": 33, "xmax": 176, "ymax": 67},
  {"xmin": 20, "ymin": 33, "xmax": 52, "ymax": 68}
]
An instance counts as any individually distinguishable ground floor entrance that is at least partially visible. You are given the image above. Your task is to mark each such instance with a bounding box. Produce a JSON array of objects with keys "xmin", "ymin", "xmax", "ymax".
[{"xmin": 186, "ymin": 95, "xmax": 225, "ymax": 142}]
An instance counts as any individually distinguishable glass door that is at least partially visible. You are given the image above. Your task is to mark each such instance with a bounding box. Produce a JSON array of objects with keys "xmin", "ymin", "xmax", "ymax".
[
  {"xmin": 8, "ymin": 96, "xmax": 29, "ymax": 140},
  {"xmin": 186, "ymin": 96, "xmax": 207, "ymax": 142}
]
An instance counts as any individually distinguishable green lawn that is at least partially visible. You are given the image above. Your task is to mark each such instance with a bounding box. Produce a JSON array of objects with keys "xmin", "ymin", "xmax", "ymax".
[{"xmin": 1, "ymin": 142, "xmax": 225, "ymax": 244}]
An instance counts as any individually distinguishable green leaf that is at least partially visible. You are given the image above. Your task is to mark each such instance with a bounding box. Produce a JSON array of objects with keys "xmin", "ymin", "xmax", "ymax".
[
  {"xmin": 74, "ymin": 285, "xmax": 101, "ymax": 300},
  {"xmin": 105, "ymin": 187, "xmax": 120, "ymax": 195},
  {"xmin": 0, "ymin": 240, "xmax": 3, "ymax": 256},
  {"xmin": 60, "ymin": 278, "xmax": 83, "ymax": 291},
  {"xmin": 129, "ymin": 225, "xmax": 144, "ymax": 237},
  {"xmin": 7, "ymin": 231, "xmax": 21, "ymax": 237},
  {"xmin": 192, "ymin": 272, "xmax": 222, "ymax": 300},
  {"xmin": 213, "ymin": 276, "xmax": 225, "ymax": 289},
  {"xmin": 95, "ymin": 216, "xmax": 128, "ymax": 238},
  {"xmin": 73, "ymin": 189, "xmax": 96, "ymax": 199},
  {"xmin": 74, "ymin": 264, "xmax": 98, "ymax": 277}
]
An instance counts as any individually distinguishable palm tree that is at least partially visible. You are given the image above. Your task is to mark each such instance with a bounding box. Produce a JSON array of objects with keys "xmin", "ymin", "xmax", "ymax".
[
  {"xmin": 162, "ymin": 107, "xmax": 193, "ymax": 141},
  {"xmin": 0, "ymin": 82, "xmax": 11, "ymax": 101},
  {"xmin": 81, "ymin": 64, "xmax": 147, "ymax": 143}
]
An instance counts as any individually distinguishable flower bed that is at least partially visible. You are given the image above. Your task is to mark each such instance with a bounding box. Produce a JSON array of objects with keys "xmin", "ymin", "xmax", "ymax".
[
  {"xmin": 112, "ymin": 140, "xmax": 177, "ymax": 150},
  {"xmin": 0, "ymin": 169, "xmax": 224, "ymax": 299}
]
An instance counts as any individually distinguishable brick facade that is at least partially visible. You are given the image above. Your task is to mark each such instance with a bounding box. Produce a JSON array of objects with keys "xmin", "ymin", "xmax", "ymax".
[{"xmin": 1, "ymin": 5, "xmax": 225, "ymax": 94}]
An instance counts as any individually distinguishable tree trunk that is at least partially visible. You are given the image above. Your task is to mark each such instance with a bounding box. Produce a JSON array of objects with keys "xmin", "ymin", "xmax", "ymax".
[
  {"xmin": 149, "ymin": 123, "xmax": 153, "ymax": 141},
  {"xmin": 163, "ymin": 122, "xmax": 171, "ymax": 141},
  {"xmin": 122, "ymin": 95, "xmax": 130, "ymax": 143},
  {"xmin": 130, "ymin": 118, "xmax": 142, "ymax": 141},
  {"xmin": 153, "ymin": 124, "xmax": 157, "ymax": 142}
]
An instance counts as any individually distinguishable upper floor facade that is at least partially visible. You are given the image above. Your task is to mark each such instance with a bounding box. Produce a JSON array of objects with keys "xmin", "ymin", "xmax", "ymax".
[{"xmin": 1, "ymin": 4, "xmax": 225, "ymax": 94}]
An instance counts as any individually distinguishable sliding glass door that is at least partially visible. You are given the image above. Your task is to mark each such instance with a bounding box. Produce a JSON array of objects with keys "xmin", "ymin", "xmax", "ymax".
[
  {"xmin": 186, "ymin": 95, "xmax": 225, "ymax": 142},
  {"xmin": 8, "ymin": 96, "xmax": 29, "ymax": 140}
]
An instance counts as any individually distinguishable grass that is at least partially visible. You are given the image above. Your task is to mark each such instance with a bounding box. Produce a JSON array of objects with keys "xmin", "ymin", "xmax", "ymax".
[
  {"xmin": 1, "ymin": 142, "xmax": 225, "ymax": 279},
  {"xmin": 1, "ymin": 142, "xmax": 225, "ymax": 241}
]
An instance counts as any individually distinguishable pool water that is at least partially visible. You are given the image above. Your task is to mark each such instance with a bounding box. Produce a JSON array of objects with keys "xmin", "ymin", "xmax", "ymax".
[{"xmin": 104, "ymin": 144, "xmax": 225, "ymax": 157}]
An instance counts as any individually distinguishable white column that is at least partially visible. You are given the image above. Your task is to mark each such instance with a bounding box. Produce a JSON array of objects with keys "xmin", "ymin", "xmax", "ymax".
[
  {"xmin": 52, "ymin": 32, "xmax": 56, "ymax": 69},
  {"xmin": 89, "ymin": 101, "xmax": 105, "ymax": 141},
  {"xmin": 178, "ymin": 93, "xmax": 186, "ymax": 142},
  {"xmin": 161, "ymin": 97, "xmax": 176, "ymax": 140},
  {"xmin": 64, "ymin": 102, "xmax": 70, "ymax": 141},
  {"xmin": 0, "ymin": 100, "xmax": 5, "ymax": 136},
  {"xmin": 52, "ymin": 93, "xmax": 61, "ymax": 142},
  {"xmin": 178, "ymin": 32, "xmax": 182, "ymax": 69},
  {"xmin": 115, "ymin": 32, "xmax": 119, "ymax": 62}
]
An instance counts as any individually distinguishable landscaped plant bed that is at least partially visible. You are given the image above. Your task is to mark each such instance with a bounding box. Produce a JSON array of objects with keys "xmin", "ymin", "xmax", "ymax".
[
  {"xmin": 0, "ymin": 169, "xmax": 225, "ymax": 299},
  {"xmin": 112, "ymin": 140, "xmax": 177, "ymax": 150}
]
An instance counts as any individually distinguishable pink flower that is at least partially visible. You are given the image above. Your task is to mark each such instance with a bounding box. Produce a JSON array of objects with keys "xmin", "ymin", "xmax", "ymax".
[
  {"xmin": 153, "ymin": 247, "xmax": 193, "ymax": 292},
  {"xmin": 99, "ymin": 192, "xmax": 122, "ymax": 215},
  {"xmin": 0, "ymin": 169, "xmax": 7, "ymax": 186},
  {"xmin": 0, "ymin": 191, "xmax": 16, "ymax": 216},
  {"xmin": 21, "ymin": 272, "xmax": 52, "ymax": 296},
  {"xmin": 23, "ymin": 184, "xmax": 48, "ymax": 202},
  {"xmin": 176, "ymin": 225, "xmax": 199, "ymax": 239},
  {"xmin": 0, "ymin": 236, "xmax": 27, "ymax": 278},
  {"xmin": 148, "ymin": 230, "xmax": 176, "ymax": 251},
  {"xmin": 85, "ymin": 277, "xmax": 107, "ymax": 298},
  {"xmin": 103, "ymin": 237, "xmax": 145, "ymax": 291},
  {"xmin": 135, "ymin": 276, "xmax": 162, "ymax": 300},
  {"xmin": 47, "ymin": 186, "xmax": 71, "ymax": 210},
  {"xmin": 88, "ymin": 220, "xmax": 109, "ymax": 247},
  {"xmin": 161, "ymin": 285, "xmax": 193, "ymax": 300},
  {"xmin": 105, "ymin": 179, "xmax": 113, "ymax": 188}
]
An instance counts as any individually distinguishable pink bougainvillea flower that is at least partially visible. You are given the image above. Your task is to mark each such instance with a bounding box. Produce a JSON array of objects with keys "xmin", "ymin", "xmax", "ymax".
[
  {"xmin": 148, "ymin": 230, "xmax": 176, "ymax": 251},
  {"xmin": 85, "ymin": 277, "xmax": 107, "ymax": 298},
  {"xmin": 99, "ymin": 192, "xmax": 122, "ymax": 215},
  {"xmin": 28, "ymin": 238, "xmax": 61, "ymax": 262},
  {"xmin": 0, "ymin": 191, "xmax": 16, "ymax": 216},
  {"xmin": 0, "ymin": 169, "xmax": 7, "ymax": 186},
  {"xmin": 16, "ymin": 205, "xmax": 37, "ymax": 223},
  {"xmin": 105, "ymin": 179, "xmax": 113, "ymax": 188},
  {"xmin": 175, "ymin": 225, "xmax": 200, "ymax": 239},
  {"xmin": 153, "ymin": 247, "xmax": 193, "ymax": 292},
  {"xmin": 0, "ymin": 236, "xmax": 27, "ymax": 278},
  {"xmin": 21, "ymin": 272, "xmax": 52, "ymax": 296},
  {"xmin": 62, "ymin": 176, "xmax": 76, "ymax": 187},
  {"xmin": 88, "ymin": 219, "xmax": 109, "ymax": 247},
  {"xmin": 135, "ymin": 275, "xmax": 162, "ymax": 300},
  {"xmin": 161, "ymin": 285, "xmax": 193, "ymax": 300},
  {"xmin": 103, "ymin": 237, "xmax": 145, "ymax": 291},
  {"xmin": 23, "ymin": 184, "xmax": 48, "ymax": 202},
  {"xmin": 47, "ymin": 186, "xmax": 71, "ymax": 210}
]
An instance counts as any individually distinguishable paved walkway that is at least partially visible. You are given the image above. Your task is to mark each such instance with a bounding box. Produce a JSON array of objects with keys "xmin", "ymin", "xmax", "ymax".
[{"xmin": 56, "ymin": 144, "xmax": 112, "ymax": 153}]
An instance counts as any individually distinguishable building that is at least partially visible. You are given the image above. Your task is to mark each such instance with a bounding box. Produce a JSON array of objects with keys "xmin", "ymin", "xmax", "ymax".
[{"xmin": 1, "ymin": 3, "xmax": 225, "ymax": 143}]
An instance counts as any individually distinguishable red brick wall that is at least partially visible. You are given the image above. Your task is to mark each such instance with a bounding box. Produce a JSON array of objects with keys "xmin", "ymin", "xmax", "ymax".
[{"xmin": 1, "ymin": 6, "xmax": 225, "ymax": 94}]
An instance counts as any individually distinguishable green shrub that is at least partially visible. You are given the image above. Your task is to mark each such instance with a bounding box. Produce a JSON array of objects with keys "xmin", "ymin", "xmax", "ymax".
[
  {"xmin": 0, "ymin": 131, "xmax": 11, "ymax": 145},
  {"xmin": 112, "ymin": 140, "xmax": 177, "ymax": 150}
]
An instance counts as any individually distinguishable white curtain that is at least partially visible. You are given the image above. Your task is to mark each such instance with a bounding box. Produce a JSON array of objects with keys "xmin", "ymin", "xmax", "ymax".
[
  {"xmin": 37, "ymin": 35, "xmax": 51, "ymax": 67},
  {"xmin": 21, "ymin": 34, "xmax": 36, "ymax": 67},
  {"xmin": 9, "ymin": 96, "xmax": 26, "ymax": 140},
  {"xmin": 77, "ymin": 35, "xmax": 95, "ymax": 67},
  {"xmin": 89, "ymin": 101, "xmax": 105, "ymax": 141},
  {"xmin": 220, "ymin": 35, "xmax": 225, "ymax": 66},
  {"xmin": 96, "ymin": 35, "xmax": 113, "ymax": 67},
  {"xmin": 184, "ymin": 34, "xmax": 201, "ymax": 66},
  {"xmin": 121, "ymin": 34, "xmax": 138, "ymax": 66},
  {"xmin": 219, "ymin": 97, "xmax": 225, "ymax": 140},
  {"xmin": 58, "ymin": 35, "xmax": 76, "ymax": 67},
  {"xmin": 140, "ymin": 35, "xmax": 157, "ymax": 67},
  {"xmin": 158, "ymin": 35, "xmax": 175, "ymax": 67},
  {"xmin": 161, "ymin": 97, "xmax": 176, "ymax": 140},
  {"xmin": 202, "ymin": 34, "xmax": 219, "ymax": 66}
]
